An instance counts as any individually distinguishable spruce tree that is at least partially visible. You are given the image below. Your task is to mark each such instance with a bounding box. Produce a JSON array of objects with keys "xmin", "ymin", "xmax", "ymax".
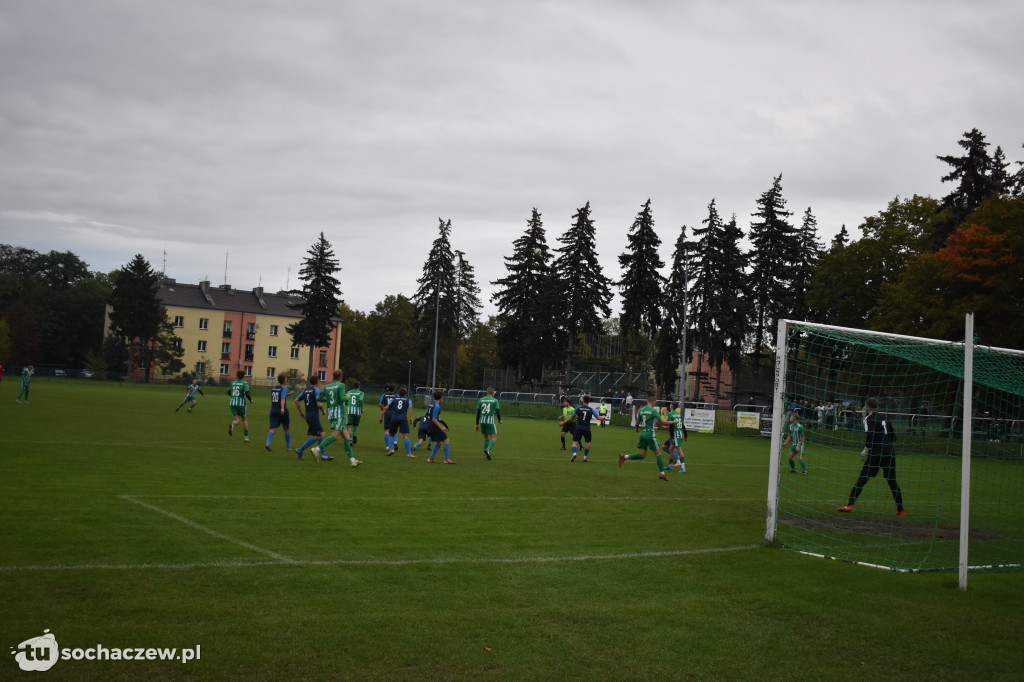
[
  {"xmin": 617, "ymin": 200, "xmax": 665, "ymax": 388},
  {"xmin": 933, "ymin": 128, "xmax": 999, "ymax": 248},
  {"xmin": 491, "ymin": 208, "xmax": 557, "ymax": 386},
  {"xmin": 412, "ymin": 219, "xmax": 458, "ymax": 388},
  {"xmin": 748, "ymin": 174, "xmax": 798, "ymax": 384},
  {"xmin": 287, "ymin": 232, "xmax": 343, "ymax": 380},
  {"xmin": 792, "ymin": 207, "xmax": 822, "ymax": 321},
  {"xmin": 718, "ymin": 213, "xmax": 750, "ymax": 395},
  {"xmin": 108, "ymin": 254, "xmax": 165, "ymax": 382},
  {"xmin": 831, "ymin": 224, "xmax": 850, "ymax": 250},
  {"xmin": 551, "ymin": 201, "xmax": 613, "ymax": 382},
  {"xmin": 655, "ymin": 224, "xmax": 694, "ymax": 397},
  {"xmin": 1011, "ymin": 143, "xmax": 1024, "ymax": 198},
  {"xmin": 449, "ymin": 250, "xmax": 482, "ymax": 387}
]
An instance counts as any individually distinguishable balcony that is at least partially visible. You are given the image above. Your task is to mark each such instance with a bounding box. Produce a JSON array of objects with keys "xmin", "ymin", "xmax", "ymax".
[
  {"xmin": 222, "ymin": 330, "xmax": 232, "ymax": 338},
  {"xmin": 246, "ymin": 332, "xmax": 256, "ymax": 341},
  {"xmin": 221, "ymin": 353, "xmax": 231, "ymax": 361}
]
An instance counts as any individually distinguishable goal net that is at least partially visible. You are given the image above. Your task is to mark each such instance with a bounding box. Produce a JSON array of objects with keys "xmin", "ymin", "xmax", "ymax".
[{"xmin": 765, "ymin": 319, "xmax": 1024, "ymax": 575}]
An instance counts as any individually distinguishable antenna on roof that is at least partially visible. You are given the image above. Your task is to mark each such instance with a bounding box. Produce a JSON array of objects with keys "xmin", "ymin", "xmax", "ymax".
[
  {"xmin": 224, "ymin": 253, "xmax": 229, "ymax": 286},
  {"xmin": 285, "ymin": 266, "xmax": 290, "ymax": 291},
  {"xmin": 162, "ymin": 249, "xmax": 167, "ymax": 276},
  {"xmin": 258, "ymin": 274, "xmax": 262, "ymax": 287}
]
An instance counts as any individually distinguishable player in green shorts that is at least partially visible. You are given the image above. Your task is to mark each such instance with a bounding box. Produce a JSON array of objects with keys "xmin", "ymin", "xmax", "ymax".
[
  {"xmin": 176, "ymin": 379, "xmax": 205, "ymax": 413},
  {"xmin": 781, "ymin": 412, "xmax": 807, "ymax": 474},
  {"xmin": 227, "ymin": 369, "xmax": 253, "ymax": 442},
  {"xmin": 558, "ymin": 397, "xmax": 575, "ymax": 450},
  {"xmin": 315, "ymin": 369, "xmax": 360, "ymax": 467},
  {"xmin": 15, "ymin": 364, "xmax": 33, "ymax": 403},
  {"xmin": 618, "ymin": 395, "xmax": 672, "ymax": 481},
  {"xmin": 660, "ymin": 401, "xmax": 688, "ymax": 472},
  {"xmin": 475, "ymin": 386, "xmax": 502, "ymax": 460},
  {"xmin": 345, "ymin": 380, "xmax": 365, "ymax": 445}
]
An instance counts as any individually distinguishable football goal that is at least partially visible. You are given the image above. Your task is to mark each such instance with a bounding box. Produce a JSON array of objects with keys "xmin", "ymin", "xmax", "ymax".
[{"xmin": 764, "ymin": 315, "xmax": 1024, "ymax": 588}]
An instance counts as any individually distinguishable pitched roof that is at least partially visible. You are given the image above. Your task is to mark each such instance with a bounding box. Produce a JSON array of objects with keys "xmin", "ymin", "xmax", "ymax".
[{"xmin": 158, "ymin": 279, "xmax": 305, "ymax": 318}]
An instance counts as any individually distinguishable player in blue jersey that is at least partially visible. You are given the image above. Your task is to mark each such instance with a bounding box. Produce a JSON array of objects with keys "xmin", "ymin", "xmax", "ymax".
[
  {"xmin": 424, "ymin": 389, "xmax": 453, "ymax": 464},
  {"xmin": 382, "ymin": 387, "xmax": 413, "ymax": 457},
  {"xmin": 265, "ymin": 373, "xmax": 291, "ymax": 452},
  {"xmin": 561, "ymin": 395, "xmax": 601, "ymax": 462},
  {"xmin": 411, "ymin": 407, "xmax": 448, "ymax": 455},
  {"xmin": 293, "ymin": 377, "xmax": 326, "ymax": 462},
  {"xmin": 378, "ymin": 383, "xmax": 398, "ymax": 454}
]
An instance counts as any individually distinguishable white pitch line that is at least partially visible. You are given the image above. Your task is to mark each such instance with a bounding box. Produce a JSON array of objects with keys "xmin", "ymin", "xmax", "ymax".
[
  {"xmin": 0, "ymin": 544, "xmax": 761, "ymax": 572},
  {"xmin": 119, "ymin": 495, "xmax": 296, "ymax": 564},
  {"xmin": 125, "ymin": 494, "xmax": 763, "ymax": 503}
]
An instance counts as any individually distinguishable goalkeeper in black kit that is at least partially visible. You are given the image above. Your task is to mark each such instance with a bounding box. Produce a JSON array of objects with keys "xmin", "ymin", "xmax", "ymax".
[{"xmin": 838, "ymin": 398, "xmax": 905, "ymax": 516}]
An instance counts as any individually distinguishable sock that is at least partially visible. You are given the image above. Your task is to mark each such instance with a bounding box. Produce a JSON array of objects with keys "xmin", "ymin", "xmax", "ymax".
[
  {"xmin": 300, "ymin": 436, "xmax": 317, "ymax": 451},
  {"xmin": 285, "ymin": 433, "xmax": 292, "ymax": 449},
  {"xmin": 412, "ymin": 442, "xmax": 421, "ymax": 451},
  {"xmin": 571, "ymin": 445, "xmax": 578, "ymax": 457},
  {"xmin": 656, "ymin": 455, "xmax": 666, "ymax": 473},
  {"xmin": 343, "ymin": 438, "xmax": 354, "ymax": 458},
  {"xmin": 443, "ymin": 443, "xmax": 450, "ymax": 460},
  {"xmin": 320, "ymin": 435, "xmax": 337, "ymax": 450},
  {"xmin": 431, "ymin": 444, "xmax": 440, "ymax": 458},
  {"xmin": 404, "ymin": 439, "xmax": 411, "ymax": 455},
  {"xmin": 584, "ymin": 448, "xmax": 589, "ymax": 458},
  {"xmin": 627, "ymin": 453, "xmax": 644, "ymax": 460},
  {"xmin": 486, "ymin": 440, "xmax": 494, "ymax": 452},
  {"xmin": 560, "ymin": 436, "xmax": 565, "ymax": 446},
  {"xmin": 788, "ymin": 457, "xmax": 795, "ymax": 471},
  {"xmin": 266, "ymin": 432, "xmax": 273, "ymax": 447},
  {"xmin": 799, "ymin": 459, "xmax": 807, "ymax": 472},
  {"xmin": 353, "ymin": 426, "xmax": 359, "ymax": 437},
  {"xmin": 244, "ymin": 429, "xmax": 249, "ymax": 438}
]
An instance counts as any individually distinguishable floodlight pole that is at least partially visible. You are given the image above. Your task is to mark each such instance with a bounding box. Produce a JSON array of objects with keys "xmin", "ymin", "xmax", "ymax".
[
  {"xmin": 407, "ymin": 360, "xmax": 412, "ymax": 393},
  {"xmin": 431, "ymin": 282, "xmax": 440, "ymax": 398},
  {"xmin": 959, "ymin": 313, "xmax": 975, "ymax": 591},
  {"xmin": 678, "ymin": 259, "xmax": 688, "ymax": 404}
]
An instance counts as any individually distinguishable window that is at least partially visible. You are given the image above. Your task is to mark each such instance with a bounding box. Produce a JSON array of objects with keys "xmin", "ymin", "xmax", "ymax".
[
  {"xmin": 317, "ymin": 370, "xmax": 326, "ymax": 382},
  {"xmin": 220, "ymin": 364, "xmax": 229, "ymax": 375},
  {"xmin": 222, "ymin": 342, "xmax": 231, "ymax": 354},
  {"xmin": 245, "ymin": 366, "xmax": 253, "ymax": 377},
  {"xmin": 244, "ymin": 344, "xmax": 254, "ymax": 362},
  {"xmin": 269, "ymin": 325, "xmax": 278, "ymax": 337},
  {"xmin": 319, "ymin": 350, "xmax": 328, "ymax": 366},
  {"xmin": 197, "ymin": 340, "xmax": 207, "ymax": 352},
  {"xmin": 268, "ymin": 346, "xmax": 277, "ymax": 358},
  {"xmin": 290, "ymin": 348, "xmax": 300, "ymax": 360},
  {"xmin": 266, "ymin": 367, "xmax": 276, "ymax": 379},
  {"xmin": 199, "ymin": 318, "xmax": 209, "ymax": 330},
  {"xmin": 174, "ymin": 338, "xmax": 183, "ymax": 349},
  {"xmin": 223, "ymin": 320, "xmax": 232, "ymax": 337},
  {"xmin": 196, "ymin": 362, "xmax": 205, "ymax": 374},
  {"xmin": 174, "ymin": 315, "xmax": 184, "ymax": 327},
  {"xmin": 246, "ymin": 322, "xmax": 256, "ymax": 340}
]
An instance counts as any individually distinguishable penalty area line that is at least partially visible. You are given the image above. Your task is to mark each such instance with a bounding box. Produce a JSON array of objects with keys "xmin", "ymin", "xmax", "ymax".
[
  {"xmin": 124, "ymin": 494, "xmax": 763, "ymax": 503},
  {"xmin": 118, "ymin": 495, "xmax": 297, "ymax": 564},
  {"xmin": 0, "ymin": 544, "xmax": 762, "ymax": 572}
]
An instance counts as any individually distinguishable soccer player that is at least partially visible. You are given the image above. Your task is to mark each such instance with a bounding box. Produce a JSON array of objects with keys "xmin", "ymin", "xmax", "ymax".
[
  {"xmin": 345, "ymin": 380, "xmax": 365, "ymax": 445},
  {"xmin": 475, "ymin": 386, "xmax": 502, "ymax": 460},
  {"xmin": 411, "ymin": 409, "xmax": 448, "ymax": 456},
  {"xmin": 176, "ymin": 379, "xmax": 205, "ymax": 413},
  {"xmin": 781, "ymin": 413, "xmax": 807, "ymax": 474},
  {"xmin": 598, "ymin": 398, "xmax": 610, "ymax": 428},
  {"xmin": 563, "ymin": 395, "xmax": 600, "ymax": 462},
  {"xmin": 425, "ymin": 389, "xmax": 453, "ymax": 464},
  {"xmin": 383, "ymin": 387, "xmax": 413, "ymax": 457},
  {"xmin": 838, "ymin": 398, "xmax": 905, "ymax": 515},
  {"xmin": 558, "ymin": 397, "xmax": 575, "ymax": 450},
  {"xmin": 314, "ymin": 369, "xmax": 360, "ymax": 467},
  {"xmin": 15, "ymin": 364, "xmax": 33, "ymax": 404},
  {"xmin": 618, "ymin": 395, "xmax": 671, "ymax": 481},
  {"xmin": 227, "ymin": 369, "xmax": 253, "ymax": 442},
  {"xmin": 265, "ymin": 373, "xmax": 291, "ymax": 452},
  {"xmin": 293, "ymin": 377, "xmax": 326, "ymax": 462},
  {"xmin": 378, "ymin": 383, "xmax": 398, "ymax": 454},
  {"xmin": 661, "ymin": 401, "xmax": 688, "ymax": 472}
]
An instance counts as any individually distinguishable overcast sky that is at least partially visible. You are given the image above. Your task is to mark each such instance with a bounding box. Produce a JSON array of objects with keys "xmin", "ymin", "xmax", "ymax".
[{"xmin": 1, "ymin": 0, "xmax": 1021, "ymax": 316}]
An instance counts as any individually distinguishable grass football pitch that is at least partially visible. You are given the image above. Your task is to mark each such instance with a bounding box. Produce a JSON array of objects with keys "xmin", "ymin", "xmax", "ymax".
[{"xmin": 2, "ymin": 380, "xmax": 1024, "ymax": 681}]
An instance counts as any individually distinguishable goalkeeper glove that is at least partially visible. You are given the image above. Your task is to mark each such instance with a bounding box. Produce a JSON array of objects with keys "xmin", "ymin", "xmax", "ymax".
[{"xmin": 860, "ymin": 447, "xmax": 868, "ymax": 462}]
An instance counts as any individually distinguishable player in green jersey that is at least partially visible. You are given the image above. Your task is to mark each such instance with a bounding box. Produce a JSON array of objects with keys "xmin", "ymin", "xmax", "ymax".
[
  {"xmin": 618, "ymin": 395, "xmax": 672, "ymax": 481},
  {"xmin": 781, "ymin": 413, "xmax": 807, "ymax": 474},
  {"xmin": 314, "ymin": 369, "xmax": 360, "ymax": 467},
  {"xmin": 15, "ymin": 364, "xmax": 33, "ymax": 404},
  {"xmin": 475, "ymin": 386, "xmax": 502, "ymax": 460},
  {"xmin": 345, "ymin": 380, "xmax": 366, "ymax": 445},
  {"xmin": 660, "ymin": 401, "xmax": 688, "ymax": 472},
  {"xmin": 176, "ymin": 379, "xmax": 205, "ymax": 413},
  {"xmin": 227, "ymin": 369, "xmax": 253, "ymax": 442},
  {"xmin": 558, "ymin": 397, "xmax": 575, "ymax": 450}
]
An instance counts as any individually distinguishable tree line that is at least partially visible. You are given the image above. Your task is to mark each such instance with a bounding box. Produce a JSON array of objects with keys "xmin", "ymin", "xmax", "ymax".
[{"xmin": 1, "ymin": 128, "xmax": 1021, "ymax": 396}]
